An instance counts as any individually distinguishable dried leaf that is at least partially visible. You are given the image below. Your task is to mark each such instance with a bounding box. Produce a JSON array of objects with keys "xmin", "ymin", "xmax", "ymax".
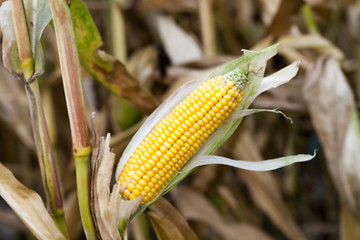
[
  {"xmin": 0, "ymin": 163, "xmax": 66, "ymax": 239},
  {"xmin": 157, "ymin": 15, "xmax": 203, "ymax": 65},
  {"xmin": 172, "ymin": 186, "xmax": 274, "ymax": 240},
  {"xmin": 147, "ymin": 198, "xmax": 198, "ymax": 240},
  {"xmin": 303, "ymin": 57, "xmax": 360, "ymax": 216}
]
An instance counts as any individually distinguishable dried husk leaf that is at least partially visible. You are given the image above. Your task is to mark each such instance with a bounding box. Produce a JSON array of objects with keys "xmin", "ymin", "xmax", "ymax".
[
  {"xmin": 92, "ymin": 134, "xmax": 121, "ymax": 240},
  {"xmin": 171, "ymin": 186, "xmax": 274, "ymax": 240},
  {"xmin": 147, "ymin": 198, "xmax": 198, "ymax": 240},
  {"xmin": 92, "ymin": 133, "xmax": 142, "ymax": 239},
  {"xmin": 303, "ymin": 57, "xmax": 360, "ymax": 217},
  {"xmin": 0, "ymin": 163, "xmax": 66, "ymax": 240}
]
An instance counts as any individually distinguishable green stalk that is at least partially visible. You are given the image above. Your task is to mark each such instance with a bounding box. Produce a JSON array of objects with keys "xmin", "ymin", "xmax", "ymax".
[
  {"xmin": 75, "ymin": 155, "xmax": 95, "ymax": 239},
  {"xmin": 47, "ymin": 0, "xmax": 97, "ymax": 239},
  {"xmin": 11, "ymin": 0, "xmax": 69, "ymax": 238}
]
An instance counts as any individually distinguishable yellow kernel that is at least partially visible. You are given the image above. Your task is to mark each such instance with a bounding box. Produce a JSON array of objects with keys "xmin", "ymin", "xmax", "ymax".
[
  {"xmin": 123, "ymin": 189, "xmax": 131, "ymax": 198},
  {"xmin": 139, "ymin": 180, "xmax": 147, "ymax": 187},
  {"xmin": 132, "ymin": 189, "xmax": 141, "ymax": 197}
]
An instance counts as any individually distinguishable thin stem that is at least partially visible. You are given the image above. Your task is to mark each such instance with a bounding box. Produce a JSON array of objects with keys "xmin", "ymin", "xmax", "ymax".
[
  {"xmin": 199, "ymin": 0, "xmax": 216, "ymax": 57},
  {"xmin": 25, "ymin": 82, "xmax": 69, "ymax": 239},
  {"xmin": 10, "ymin": 0, "xmax": 33, "ymax": 80},
  {"xmin": 47, "ymin": 0, "xmax": 97, "ymax": 238}
]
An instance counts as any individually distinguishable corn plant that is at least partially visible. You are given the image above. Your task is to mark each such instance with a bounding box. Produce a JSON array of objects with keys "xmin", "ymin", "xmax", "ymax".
[{"xmin": 0, "ymin": 0, "xmax": 314, "ymax": 239}]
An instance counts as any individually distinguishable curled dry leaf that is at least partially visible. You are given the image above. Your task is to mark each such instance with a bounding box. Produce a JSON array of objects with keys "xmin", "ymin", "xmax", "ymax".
[
  {"xmin": 0, "ymin": 163, "xmax": 66, "ymax": 240},
  {"xmin": 171, "ymin": 186, "xmax": 274, "ymax": 240},
  {"xmin": 303, "ymin": 57, "xmax": 360, "ymax": 217},
  {"xmin": 147, "ymin": 198, "xmax": 198, "ymax": 240}
]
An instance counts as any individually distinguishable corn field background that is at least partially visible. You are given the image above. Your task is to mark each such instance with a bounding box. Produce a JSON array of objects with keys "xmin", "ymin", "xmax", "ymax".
[{"xmin": 0, "ymin": 0, "xmax": 360, "ymax": 239}]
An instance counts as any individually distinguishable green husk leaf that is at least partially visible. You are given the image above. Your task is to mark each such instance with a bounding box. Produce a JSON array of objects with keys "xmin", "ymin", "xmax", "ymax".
[{"xmin": 209, "ymin": 43, "xmax": 280, "ymax": 78}]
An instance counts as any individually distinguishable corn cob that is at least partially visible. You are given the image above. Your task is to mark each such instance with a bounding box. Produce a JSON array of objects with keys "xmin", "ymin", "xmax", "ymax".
[{"xmin": 118, "ymin": 69, "xmax": 248, "ymax": 204}]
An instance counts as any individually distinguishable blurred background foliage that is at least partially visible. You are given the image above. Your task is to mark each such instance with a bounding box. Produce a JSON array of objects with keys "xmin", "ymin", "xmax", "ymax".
[{"xmin": 1, "ymin": 0, "xmax": 360, "ymax": 239}]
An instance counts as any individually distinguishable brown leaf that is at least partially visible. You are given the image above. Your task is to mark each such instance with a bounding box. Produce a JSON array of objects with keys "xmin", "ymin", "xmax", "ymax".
[
  {"xmin": 147, "ymin": 198, "xmax": 198, "ymax": 240},
  {"xmin": 172, "ymin": 186, "xmax": 274, "ymax": 240},
  {"xmin": 303, "ymin": 57, "xmax": 360, "ymax": 216},
  {"xmin": 0, "ymin": 163, "xmax": 66, "ymax": 239}
]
